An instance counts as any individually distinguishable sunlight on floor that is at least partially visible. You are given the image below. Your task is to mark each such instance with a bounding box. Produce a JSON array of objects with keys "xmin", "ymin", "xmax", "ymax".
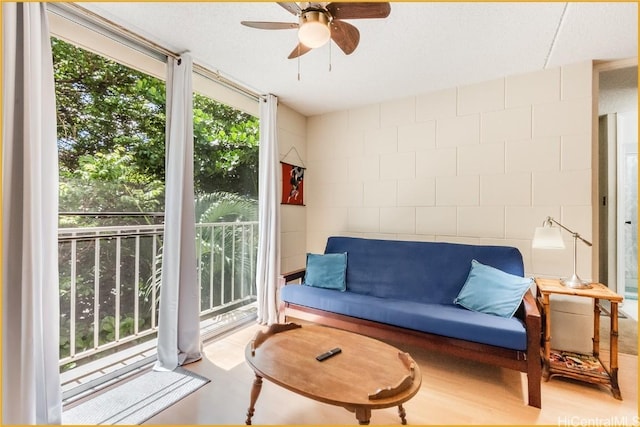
[
  {"xmin": 621, "ymin": 299, "xmax": 638, "ymax": 321},
  {"xmin": 147, "ymin": 321, "xmax": 638, "ymax": 425},
  {"xmin": 202, "ymin": 324, "xmax": 263, "ymax": 372}
]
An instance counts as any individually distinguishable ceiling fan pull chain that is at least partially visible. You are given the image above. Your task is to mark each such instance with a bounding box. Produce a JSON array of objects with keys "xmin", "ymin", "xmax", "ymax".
[
  {"xmin": 328, "ymin": 37, "xmax": 332, "ymax": 72},
  {"xmin": 297, "ymin": 49, "xmax": 301, "ymax": 81}
]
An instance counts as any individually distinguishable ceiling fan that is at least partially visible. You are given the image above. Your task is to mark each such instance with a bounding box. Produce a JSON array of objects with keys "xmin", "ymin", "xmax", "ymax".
[{"xmin": 241, "ymin": 2, "xmax": 391, "ymax": 59}]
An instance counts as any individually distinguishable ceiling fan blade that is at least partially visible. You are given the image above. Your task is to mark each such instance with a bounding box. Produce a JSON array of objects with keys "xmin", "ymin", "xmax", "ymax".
[
  {"xmin": 330, "ymin": 20, "xmax": 360, "ymax": 55},
  {"xmin": 278, "ymin": 2, "xmax": 302, "ymax": 16},
  {"xmin": 326, "ymin": 2, "xmax": 391, "ymax": 20},
  {"xmin": 288, "ymin": 43, "xmax": 313, "ymax": 59},
  {"xmin": 241, "ymin": 21, "xmax": 299, "ymax": 30}
]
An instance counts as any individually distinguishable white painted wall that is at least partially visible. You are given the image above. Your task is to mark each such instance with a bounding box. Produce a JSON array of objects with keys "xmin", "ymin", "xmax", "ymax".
[
  {"xmin": 299, "ymin": 61, "xmax": 594, "ymax": 284},
  {"xmin": 277, "ymin": 104, "xmax": 308, "ymax": 273}
]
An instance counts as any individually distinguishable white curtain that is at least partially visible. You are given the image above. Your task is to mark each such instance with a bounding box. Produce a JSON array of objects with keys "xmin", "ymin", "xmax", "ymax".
[
  {"xmin": 255, "ymin": 94, "xmax": 280, "ymax": 325},
  {"xmin": 154, "ymin": 54, "xmax": 202, "ymax": 371},
  {"xmin": 2, "ymin": 3, "xmax": 62, "ymax": 424}
]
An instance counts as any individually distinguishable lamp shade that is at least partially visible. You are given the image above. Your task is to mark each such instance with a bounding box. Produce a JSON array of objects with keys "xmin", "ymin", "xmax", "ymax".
[
  {"xmin": 532, "ymin": 225, "xmax": 565, "ymax": 249},
  {"xmin": 298, "ymin": 11, "xmax": 330, "ymax": 48}
]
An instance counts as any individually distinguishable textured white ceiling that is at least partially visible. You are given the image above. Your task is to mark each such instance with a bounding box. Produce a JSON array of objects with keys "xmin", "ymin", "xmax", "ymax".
[{"xmin": 78, "ymin": 2, "xmax": 638, "ymax": 117}]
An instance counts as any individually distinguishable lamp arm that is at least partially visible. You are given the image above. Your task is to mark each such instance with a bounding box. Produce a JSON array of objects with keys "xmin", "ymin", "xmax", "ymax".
[{"xmin": 546, "ymin": 217, "xmax": 593, "ymax": 247}]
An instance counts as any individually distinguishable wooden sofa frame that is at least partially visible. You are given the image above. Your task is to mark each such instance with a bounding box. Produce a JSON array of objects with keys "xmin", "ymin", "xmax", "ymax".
[{"xmin": 279, "ymin": 268, "xmax": 542, "ymax": 408}]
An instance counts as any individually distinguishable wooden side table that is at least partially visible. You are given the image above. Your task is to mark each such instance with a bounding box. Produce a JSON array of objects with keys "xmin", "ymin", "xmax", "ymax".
[{"xmin": 535, "ymin": 278, "xmax": 624, "ymax": 400}]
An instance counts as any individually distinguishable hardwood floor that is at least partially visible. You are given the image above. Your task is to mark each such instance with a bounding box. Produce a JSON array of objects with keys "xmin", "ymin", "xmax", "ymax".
[{"xmin": 144, "ymin": 322, "xmax": 638, "ymax": 425}]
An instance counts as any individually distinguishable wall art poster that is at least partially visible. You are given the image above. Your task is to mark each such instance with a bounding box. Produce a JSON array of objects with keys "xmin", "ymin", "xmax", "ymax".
[{"xmin": 281, "ymin": 162, "xmax": 305, "ymax": 205}]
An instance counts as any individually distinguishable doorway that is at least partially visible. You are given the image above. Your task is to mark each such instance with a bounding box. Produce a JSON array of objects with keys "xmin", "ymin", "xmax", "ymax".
[
  {"xmin": 618, "ymin": 112, "xmax": 638, "ymax": 300},
  {"xmin": 597, "ymin": 64, "xmax": 638, "ymax": 302}
]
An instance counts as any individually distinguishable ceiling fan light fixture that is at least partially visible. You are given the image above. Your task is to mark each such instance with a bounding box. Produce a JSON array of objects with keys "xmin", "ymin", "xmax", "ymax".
[{"xmin": 298, "ymin": 11, "xmax": 330, "ymax": 48}]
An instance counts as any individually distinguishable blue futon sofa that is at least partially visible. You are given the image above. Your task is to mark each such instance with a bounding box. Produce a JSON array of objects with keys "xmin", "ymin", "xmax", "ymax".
[{"xmin": 280, "ymin": 236, "xmax": 542, "ymax": 408}]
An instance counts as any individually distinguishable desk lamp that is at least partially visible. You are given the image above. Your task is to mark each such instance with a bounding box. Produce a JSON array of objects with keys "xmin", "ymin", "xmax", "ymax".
[{"xmin": 532, "ymin": 216, "xmax": 592, "ymax": 289}]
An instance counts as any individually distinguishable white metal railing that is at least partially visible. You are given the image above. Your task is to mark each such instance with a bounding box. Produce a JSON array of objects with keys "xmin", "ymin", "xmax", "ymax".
[{"xmin": 58, "ymin": 221, "xmax": 258, "ymax": 369}]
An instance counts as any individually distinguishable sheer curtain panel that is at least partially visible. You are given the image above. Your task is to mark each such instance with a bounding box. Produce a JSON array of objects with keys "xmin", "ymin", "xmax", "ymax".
[
  {"xmin": 2, "ymin": 3, "xmax": 62, "ymax": 424},
  {"xmin": 154, "ymin": 54, "xmax": 202, "ymax": 371},
  {"xmin": 255, "ymin": 94, "xmax": 280, "ymax": 325}
]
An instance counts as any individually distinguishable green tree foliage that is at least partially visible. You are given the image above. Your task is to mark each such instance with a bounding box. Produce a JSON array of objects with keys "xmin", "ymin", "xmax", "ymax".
[
  {"xmin": 53, "ymin": 36, "xmax": 260, "ymax": 219},
  {"xmin": 53, "ymin": 37, "xmax": 166, "ymax": 182},
  {"xmin": 146, "ymin": 192, "xmax": 259, "ymax": 313},
  {"xmin": 193, "ymin": 96, "xmax": 260, "ymax": 198},
  {"xmin": 195, "ymin": 193, "xmax": 259, "ymax": 310}
]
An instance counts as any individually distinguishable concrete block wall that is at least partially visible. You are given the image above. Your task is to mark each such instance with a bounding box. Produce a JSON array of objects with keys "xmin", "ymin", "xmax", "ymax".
[
  {"xmin": 277, "ymin": 104, "xmax": 308, "ymax": 273},
  {"xmin": 302, "ymin": 61, "xmax": 595, "ymax": 285}
]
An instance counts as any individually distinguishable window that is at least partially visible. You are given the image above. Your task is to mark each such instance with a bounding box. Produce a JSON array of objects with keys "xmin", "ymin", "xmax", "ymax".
[
  {"xmin": 49, "ymin": 6, "xmax": 261, "ymax": 375},
  {"xmin": 192, "ymin": 90, "xmax": 259, "ymax": 314},
  {"xmin": 54, "ymin": 36, "xmax": 167, "ymax": 369}
]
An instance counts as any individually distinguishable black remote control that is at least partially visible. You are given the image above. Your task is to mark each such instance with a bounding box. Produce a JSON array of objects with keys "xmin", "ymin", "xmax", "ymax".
[{"xmin": 316, "ymin": 347, "xmax": 342, "ymax": 361}]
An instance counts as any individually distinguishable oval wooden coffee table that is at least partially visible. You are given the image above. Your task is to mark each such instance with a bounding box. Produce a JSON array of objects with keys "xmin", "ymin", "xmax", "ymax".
[{"xmin": 244, "ymin": 323, "xmax": 421, "ymax": 425}]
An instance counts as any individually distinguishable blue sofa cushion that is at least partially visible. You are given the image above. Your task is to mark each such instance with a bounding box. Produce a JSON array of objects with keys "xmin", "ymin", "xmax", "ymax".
[
  {"xmin": 324, "ymin": 237, "xmax": 525, "ymax": 305},
  {"xmin": 303, "ymin": 252, "xmax": 347, "ymax": 291},
  {"xmin": 454, "ymin": 259, "xmax": 533, "ymax": 318},
  {"xmin": 281, "ymin": 285, "xmax": 527, "ymax": 351}
]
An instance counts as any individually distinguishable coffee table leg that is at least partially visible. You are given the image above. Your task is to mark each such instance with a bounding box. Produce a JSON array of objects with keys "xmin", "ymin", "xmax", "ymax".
[
  {"xmin": 398, "ymin": 404, "xmax": 407, "ymax": 425},
  {"xmin": 355, "ymin": 407, "xmax": 371, "ymax": 425},
  {"xmin": 246, "ymin": 374, "xmax": 263, "ymax": 425}
]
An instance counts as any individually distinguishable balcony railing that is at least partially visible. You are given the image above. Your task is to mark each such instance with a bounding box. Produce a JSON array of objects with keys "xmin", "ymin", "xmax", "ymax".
[{"xmin": 58, "ymin": 220, "xmax": 258, "ymax": 369}]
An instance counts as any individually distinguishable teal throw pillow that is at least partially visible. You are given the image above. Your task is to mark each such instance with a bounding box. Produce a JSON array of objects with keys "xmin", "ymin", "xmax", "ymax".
[
  {"xmin": 454, "ymin": 259, "xmax": 532, "ymax": 318},
  {"xmin": 304, "ymin": 252, "xmax": 347, "ymax": 291}
]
